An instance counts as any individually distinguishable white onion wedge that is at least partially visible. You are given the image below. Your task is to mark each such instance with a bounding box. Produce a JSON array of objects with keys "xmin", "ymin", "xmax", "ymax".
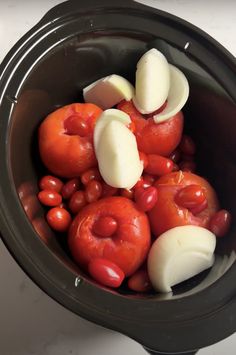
[
  {"xmin": 94, "ymin": 109, "xmax": 131, "ymax": 153},
  {"xmin": 153, "ymin": 65, "xmax": 189, "ymax": 123},
  {"xmin": 83, "ymin": 74, "xmax": 134, "ymax": 109},
  {"xmin": 147, "ymin": 225, "xmax": 216, "ymax": 293},
  {"xmin": 133, "ymin": 48, "xmax": 170, "ymax": 114},
  {"xmin": 96, "ymin": 120, "xmax": 143, "ymax": 188}
]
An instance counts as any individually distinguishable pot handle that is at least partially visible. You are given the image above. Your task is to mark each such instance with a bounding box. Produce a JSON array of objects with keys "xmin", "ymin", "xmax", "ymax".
[{"xmin": 39, "ymin": 0, "xmax": 152, "ymax": 25}]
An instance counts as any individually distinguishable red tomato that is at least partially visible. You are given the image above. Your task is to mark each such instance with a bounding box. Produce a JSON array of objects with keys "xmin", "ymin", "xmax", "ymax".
[
  {"xmin": 61, "ymin": 178, "xmax": 80, "ymax": 199},
  {"xmin": 148, "ymin": 171, "xmax": 219, "ymax": 237},
  {"xmin": 93, "ymin": 216, "xmax": 118, "ymax": 237},
  {"xmin": 179, "ymin": 160, "xmax": 196, "ymax": 173},
  {"xmin": 179, "ymin": 135, "xmax": 196, "ymax": 155},
  {"xmin": 88, "ymin": 258, "xmax": 125, "ymax": 288},
  {"xmin": 69, "ymin": 191, "xmax": 87, "ymax": 214},
  {"xmin": 175, "ymin": 185, "xmax": 206, "ymax": 210},
  {"xmin": 39, "ymin": 175, "xmax": 63, "ymax": 193},
  {"xmin": 190, "ymin": 199, "xmax": 208, "ymax": 216},
  {"xmin": 46, "ymin": 207, "xmax": 72, "ymax": 232},
  {"xmin": 128, "ymin": 121, "xmax": 136, "ymax": 134},
  {"xmin": 38, "ymin": 190, "xmax": 62, "ymax": 207},
  {"xmin": 209, "ymin": 210, "xmax": 231, "ymax": 237},
  {"xmin": 64, "ymin": 115, "xmax": 90, "ymax": 137},
  {"xmin": 135, "ymin": 186, "xmax": 158, "ymax": 212},
  {"xmin": 142, "ymin": 174, "xmax": 155, "ymax": 186},
  {"xmin": 39, "ymin": 103, "xmax": 102, "ymax": 178},
  {"xmin": 145, "ymin": 154, "xmax": 174, "ymax": 176},
  {"xmin": 117, "ymin": 100, "xmax": 184, "ymax": 156},
  {"xmin": 101, "ymin": 183, "xmax": 118, "ymax": 198},
  {"xmin": 68, "ymin": 197, "xmax": 151, "ymax": 276},
  {"xmin": 120, "ymin": 188, "xmax": 134, "ymax": 200},
  {"xmin": 85, "ymin": 180, "xmax": 102, "ymax": 203},
  {"xmin": 139, "ymin": 151, "xmax": 148, "ymax": 169},
  {"xmin": 81, "ymin": 168, "xmax": 101, "ymax": 185},
  {"xmin": 128, "ymin": 269, "xmax": 152, "ymax": 292}
]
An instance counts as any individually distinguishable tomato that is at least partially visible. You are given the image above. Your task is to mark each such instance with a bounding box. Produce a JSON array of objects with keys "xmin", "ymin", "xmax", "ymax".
[
  {"xmin": 209, "ymin": 210, "xmax": 231, "ymax": 237},
  {"xmin": 142, "ymin": 174, "xmax": 155, "ymax": 186},
  {"xmin": 135, "ymin": 186, "xmax": 158, "ymax": 212},
  {"xmin": 38, "ymin": 190, "xmax": 62, "ymax": 207},
  {"xmin": 145, "ymin": 154, "xmax": 173, "ymax": 176},
  {"xmin": 39, "ymin": 103, "xmax": 102, "ymax": 178},
  {"xmin": 117, "ymin": 100, "xmax": 184, "ymax": 156},
  {"xmin": 69, "ymin": 191, "xmax": 87, "ymax": 214},
  {"xmin": 190, "ymin": 199, "xmax": 208, "ymax": 216},
  {"xmin": 175, "ymin": 185, "xmax": 206, "ymax": 210},
  {"xmin": 61, "ymin": 178, "xmax": 80, "ymax": 199},
  {"xmin": 101, "ymin": 183, "xmax": 118, "ymax": 198},
  {"xmin": 139, "ymin": 151, "xmax": 148, "ymax": 169},
  {"xmin": 88, "ymin": 258, "xmax": 125, "ymax": 288},
  {"xmin": 179, "ymin": 135, "xmax": 196, "ymax": 155},
  {"xmin": 46, "ymin": 207, "xmax": 72, "ymax": 232},
  {"xmin": 128, "ymin": 269, "xmax": 152, "ymax": 292},
  {"xmin": 128, "ymin": 121, "xmax": 136, "ymax": 134},
  {"xmin": 81, "ymin": 168, "xmax": 101, "ymax": 185},
  {"xmin": 85, "ymin": 180, "xmax": 102, "ymax": 203},
  {"xmin": 64, "ymin": 115, "xmax": 90, "ymax": 137},
  {"xmin": 120, "ymin": 188, "xmax": 134, "ymax": 200},
  {"xmin": 148, "ymin": 171, "xmax": 219, "ymax": 237},
  {"xmin": 68, "ymin": 197, "xmax": 151, "ymax": 276},
  {"xmin": 179, "ymin": 160, "xmax": 196, "ymax": 173},
  {"xmin": 39, "ymin": 175, "xmax": 63, "ymax": 193},
  {"xmin": 93, "ymin": 216, "xmax": 118, "ymax": 237}
]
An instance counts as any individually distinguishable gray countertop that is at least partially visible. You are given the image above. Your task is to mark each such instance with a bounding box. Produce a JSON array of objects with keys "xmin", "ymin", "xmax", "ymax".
[{"xmin": 0, "ymin": 1, "xmax": 236, "ymax": 354}]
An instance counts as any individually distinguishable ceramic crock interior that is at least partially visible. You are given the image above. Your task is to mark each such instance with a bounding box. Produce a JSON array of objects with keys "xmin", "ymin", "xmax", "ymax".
[{"xmin": 9, "ymin": 31, "xmax": 236, "ymax": 299}]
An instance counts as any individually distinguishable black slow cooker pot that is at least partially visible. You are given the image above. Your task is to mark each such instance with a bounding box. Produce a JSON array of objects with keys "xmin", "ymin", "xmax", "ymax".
[{"xmin": 0, "ymin": 1, "xmax": 236, "ymax": 354}]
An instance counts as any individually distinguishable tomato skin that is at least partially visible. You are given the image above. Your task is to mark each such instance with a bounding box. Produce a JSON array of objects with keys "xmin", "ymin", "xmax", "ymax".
[
  {"xmin": 117, "ymin": 100, "xmax": 184, "ymax": 156},
  {"xmin": 148, "ymin": 171, "xmax": 219, "ymax": 237},
  {"xmin": 191, "ymin": 199, "xmax": 208, "ymax": 215},
  {"xmin": 47, "ymin": 207, "xmax": 72, "ymax": 232},
  {"xmin": 88, "ymin": 258, "xmax": 125, "ymax": 288},
  {"xmin": 69, "ymin": 191, "xmax": 87, "ymax": 214},
  {"xmin": 39, "ymin": 175, "xmax": 63, "ymax": 193},
  {"xmin": 81, "ymin": 168, "xmax": 101, "ymax": 185},
  {"xmin": 120, "ymin": 188, "xmax": 134, "ymax": 200},
  {"xmin": 93, "ymin": 216, "xmax": 118, "ymax": 237},
  {"xmin": 209, "ymin": 210, "xmax": 231, "ymax": 237},
  {"xmin": 85, "ymin": 180, "xmax": 102, "ymax": 203},
  {"xmin": 145, "ymin": 154, "xmax": 173, "ymax": 176},
  {"xmin": 175, "ymin": 185, "xmax": 206, "ymax": 210},
  {"xmin": 38, "ymin": 190, "xmax": 62, "ymax": 207},
  {"xmin": 135, "ymin": 186, "xmax": 158, "ymax": 212},
  {"xmin": 128, "ymin": 269, "xmax": 152, "ymax": 292},
  {"xmin": 39, "ymin": 103, "xmax": 102, "ymax": 178},
  {"xmin": 101, "ymin": 183, "xmax": 118, "ymax": 198},
  {"xmin": 139, "ymin": 151, "xmax": 148, "ymax": 169},
  {"xmin": 179, "ymin": 135, "xmax": 196, "ymax": 155},
  {"xmin": 61, "ymin": 178, "xmax": 80, "ymax": 199},
  {"xmin": 68, "ymin": 197, "xmax": 151, "ymax": 276}
]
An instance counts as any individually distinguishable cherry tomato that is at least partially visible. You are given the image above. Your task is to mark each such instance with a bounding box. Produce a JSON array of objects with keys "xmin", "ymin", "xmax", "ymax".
[
  {"xmin": 169, "ymin": 149, "xmax": 181, "ymax": 164},
  {"xmin": 64, "ymin": 115, "xmax": 90, "ymax": 137},
  {"xmin": 191, "ymin": 199, "xmax": 208, "ymax": 215},
  {"xmin": 128, "ymin": 269, "xmax": 152, "ymax": 292},
  {"xmin": 175, "ymin": 185, "xmax": 207, "ymax": 210},
  {"xmin": 128, "ymin": 121, "xmax": 136, "ymax": 133},
  {"xmin": 39, "ymin": 175, "xmax": 63, "ymax": 193},
  {"xmin": 145, "ymin": 154, "xmax": 173, "ymax": 176},
  {"xmin": 135, "ymin": 186, "xmax": 158, "ymax": 212},
  {"xmin": 61, "ymin": 178, "xmax": 80, "ymax": 199},
  {"xmin": 179, "ymin": 160, "xmax": 196, "ymax": 173},
  {"xmin": 85, "ymin": 180, "xmax": 102, "ymax": 203},
  {"xmin": 93, "ymin": 216, "xmax": 118, "ymax": 238},
  {"xmin": 81, "ymin": 168, "xmax": 101, "ymax": 185},
  {"xmin": 139, "ymin": 151, "xmax": 148, "ymax": 169},
  {"xmin": 179, "ymin": 135, "xmax": 196, "ymax": 155},
  {"xmin": 101, "ymin": 183, "xmax": 118, "ymax": 197},
  {"xmin": 88, "ymin": 258, "xmax": 125, "ymax": 288},
  {"xmin": 46, "ymin": 207, "xmax": 72, "ymax": 232},
  {"xmin": 142, "ymin": 174, "xmax": 155, "ymax": 186},
  {"xmin": 69, "ymin": 191, "xmax": 87, "ymax": 214},
  {"xmin": 209, "ymin": 210, "xmax": 231, "ymax": 237},
  {"xmin": 120, "ymin": 188, "xmax": 134, "ymax": 200},
  {"xmin": 38, "ymin": 190, "xmax": 62, "ymax": 207}
]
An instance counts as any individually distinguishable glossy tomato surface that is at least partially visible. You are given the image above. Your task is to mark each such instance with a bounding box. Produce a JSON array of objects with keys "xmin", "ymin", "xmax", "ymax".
[
  {"xmin": 39, "ymin": 103, "xmax": 102, "ymax": 178},
  {"xmin": 68, "ymin": 196, "xmax": 151, "ymax": 276},
  {"xmin": 148, "ymin": 171, "xmax": 219, "ymax": 237}
]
